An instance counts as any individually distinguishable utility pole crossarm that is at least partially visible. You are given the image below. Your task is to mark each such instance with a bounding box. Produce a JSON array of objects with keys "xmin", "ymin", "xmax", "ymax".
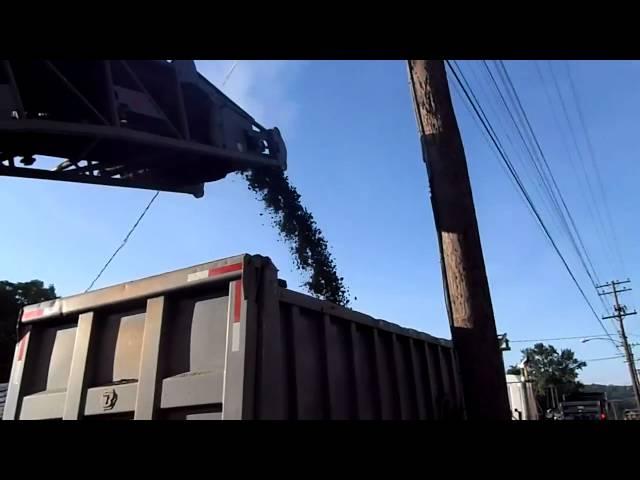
[
  {"xmin": 596, "ymin": 280, "xmax": 631, "ymax": 289},
  {"xmin": 603, "ymin": 311, "xmax": 637, "ymax": 320},
  {"xmin": 599, "ymin": 288, "xmax": 632, "ymax": 295}
]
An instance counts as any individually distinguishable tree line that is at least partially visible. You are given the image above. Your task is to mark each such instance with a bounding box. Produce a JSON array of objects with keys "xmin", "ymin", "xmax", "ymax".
[
  {"xmin": 507, "ymin": 342, "xmax": 587, "ymax": 399},
  {"xmin": 0, "ymin": 280, "xmax": 56, "ymax": 382}
]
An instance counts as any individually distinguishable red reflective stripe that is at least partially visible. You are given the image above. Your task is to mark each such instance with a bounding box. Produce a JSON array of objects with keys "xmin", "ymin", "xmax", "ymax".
[
  {"xmin": 17, "ymin": 332, "xmax": 29, "ymax": 361},
  {"xmin": 234, "ymin": 280, "xmax": 242, "ymax": 323},
  {"xmin": 22, "ymin": 308, "xmax": 44, "ymax": 321},
  {"xmin": 208, "ymin": 263, "xmax": 242, "ymax": 278}
]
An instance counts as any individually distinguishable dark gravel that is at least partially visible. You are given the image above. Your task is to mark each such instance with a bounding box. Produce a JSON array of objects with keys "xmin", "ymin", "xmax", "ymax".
[{"xmin": 242, "ymin": 168, "xmax": 350, "ymax": 307}]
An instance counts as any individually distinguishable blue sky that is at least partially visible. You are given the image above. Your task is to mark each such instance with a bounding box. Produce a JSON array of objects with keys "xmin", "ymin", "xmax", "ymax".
[{"xmin": 1, "ymin": 60, "xmax": 639, "ymax": 385}]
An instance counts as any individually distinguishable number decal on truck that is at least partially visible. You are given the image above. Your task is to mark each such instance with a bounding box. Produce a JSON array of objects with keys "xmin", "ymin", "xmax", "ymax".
[{"xmin": 103, "ymin": 389, "xmax": 118, "ymax": 411}]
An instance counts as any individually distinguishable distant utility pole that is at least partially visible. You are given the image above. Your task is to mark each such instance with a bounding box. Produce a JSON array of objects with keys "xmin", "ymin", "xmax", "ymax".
[
  {"xmin": 407, "ymin": 60, "xmax": 510, "ymax": 420},
  {"xmin": 597, "ymin": 279, "xmax": 640, "ymax": 410}
]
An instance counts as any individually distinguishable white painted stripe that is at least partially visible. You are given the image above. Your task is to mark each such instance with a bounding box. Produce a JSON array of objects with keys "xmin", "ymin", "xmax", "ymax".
[
  {"xmin": 13, "ymin": 361, "xmax": 23, "ymax": 385},
  {"xmin": 232, "ymin": 323, "xmax": 241, "ymax": 352},
  {"xmin": 187, "ymin": 270, "xmax": 209, "ymax": 282},
  {"xmin": 22, "ymin": 305, "xmax": 60, "ymax": 320}
]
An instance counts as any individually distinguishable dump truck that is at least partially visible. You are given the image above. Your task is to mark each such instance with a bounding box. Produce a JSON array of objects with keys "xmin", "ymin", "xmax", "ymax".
[
  {"xmin": 558, "ymin": 391, "xmax": 608, "ymax": 421},
  {"xmin": 3, "ymin": 254, "xmax": 463, "ymax": 420}
]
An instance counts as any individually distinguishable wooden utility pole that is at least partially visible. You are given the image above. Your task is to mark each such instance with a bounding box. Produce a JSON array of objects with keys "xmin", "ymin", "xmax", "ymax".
[
  {"xmin": 597, "ymin": 280, "xmax": 640, "ymax": 410},
  {"xmin": 407, "ymin": 60, "xmax": 510, "ymax": 420}
]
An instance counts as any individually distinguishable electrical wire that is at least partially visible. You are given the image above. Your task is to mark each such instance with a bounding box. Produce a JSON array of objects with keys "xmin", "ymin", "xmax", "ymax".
[
  {"xmin": 445, "ymin": 60, "xmax": 617, "ymax": 347},
  {"xmin": 478, "ymin": 60, "xmax": 603, "ymax": 307},
  {"xmin": 488, "ymin": 62, "xmax": 565, "ymax": 222},
  {"xmin": 466, "ymin": 61, "xmax": 591, "ymax": 288},
  {"xmin": 584, "ymin": 355, "xmax": 630, "ymax": 362},
  {"xmin": 494, "ymin": 61, "xmax": 619, "ymax": 330},
  {"xmin": 456, "ymin": 60, "xmax": 623, "ymax": 353},
  {"xmin": 477, "ymin": 61, "xmax": 602, "ymax": 309},
  {"xmin": 534, "ymin": 61, "xmax": 607, "ymax": 288},
  {"xmin": 546, "ymin": 61, "xmax": 623, "ymax": 325},
  {"xmin": 510, "ymin": 334, "xmax": 611, "ymax": 343},
  {"xmin": 510, "ymin": 333, "xmax": 640, "ymax": 344},
  {"xmin": 545, "ymin": 61, "xmax": 617, "ymax": 274},
  {"xmin": 84, "ymin": 61, "xmax": 243, "ymax": 293},
  {"xmin": 85, "ymin": 191, "xmax": 159, "ymax": 292},
  {"xmin": 564, "ymin": 61, "xmax": 627, "ymax": 278},
  {"xmin": 470, "ymin": 62, "xmax": 562, "ymax": 238},
  {"xmin": 449, "ymin": 70, "xmax": 524, "ymax": 197},
  {"xmin": 493, "ymin": 61, "xmax": 601, "ymax": 291},
  {"xmin": 222, "ymin": 61, "xmax": 239, "ymax": 88}
]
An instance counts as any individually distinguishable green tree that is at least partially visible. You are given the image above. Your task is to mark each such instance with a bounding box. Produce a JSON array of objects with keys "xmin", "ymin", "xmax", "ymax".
[
  {"xmin": 508, "ymin": 342, "xmax": 587, "ymax": 396},
  {"xmin": 0, "ymin": 280, "xmax": 57, "ymax": 382}
]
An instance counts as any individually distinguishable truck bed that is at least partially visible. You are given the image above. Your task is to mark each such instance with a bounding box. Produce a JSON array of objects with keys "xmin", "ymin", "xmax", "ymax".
[{"xmin": 3, "ymin": 254, "xmax": 464, "ymax": 420}]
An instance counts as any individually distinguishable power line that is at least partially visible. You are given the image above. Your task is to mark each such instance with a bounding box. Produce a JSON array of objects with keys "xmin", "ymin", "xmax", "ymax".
[
  {"xmin": 496, "ymin": 61, "xmax": 617, "ymax": 326},
  {"xmin": 455, "ymin": 61, "xmax": 621, "ymax": 349},
  {"xmin": 480, "ymin": 60, "xmax": 603, "ymax": 309},
  {"xmin": 510, "ymin": 334, "xmax": 611, "ymax": 344},
  {"xmin": 84, "ymin": 61, "xmax": 243, "ymax": 293},
  {"xmin": 475, "ymin": 62, "xmax": 565, "ymax": 235},
  {"xmin": 535, "ymin": 60, "xmax": 614, "ymax": 322},
  {"xmin": 545, "ymin": 61, "xmax": 617, "ymax": 275},
  {"xmin": 445, "ymin": 60, "xmax": 616, "ymax": 345},
  {"xmin": 494, "ymin": 61, "xmax": 601, "ymax": 292},
  {"xmin": 584, "ymin": 355, "xmax": 631, "ymax": 362},
  {"xmin": 448, "ymin": 69, "xmax": 528, "ymax": 207},
  {"xmin": 489, "ymin": 61, "xmax": 563, "ymax": 217},
  {"xmin": 564, "ymin": 61, "xmax": 627, "ymax": 278},
  {"xmin": 535, "ymin": 61, "xmax": 611, "ymax": 274},
  {"xmin": 222, "ymin": 61, "xmax": 239, "ymax": 88},
  {"xmin": 533, "ymin": 61, "xmax": 604, "ymax": 266},
  {"xmin": 544, "ymin": 61, "xmax": 628, "ymax": 327},
  {"xmin": 480, "ymin": 61, "xmax": 604, "ymax": 309},
  {"xmin": 85, "ymin": 191, "xmax": 159, "ymax": 292}
]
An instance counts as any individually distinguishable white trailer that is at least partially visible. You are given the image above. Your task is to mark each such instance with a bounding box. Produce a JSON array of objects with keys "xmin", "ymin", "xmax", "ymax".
[{"xmin": 506, "ymin": 374, "xmax": 539, "ymax": 420}]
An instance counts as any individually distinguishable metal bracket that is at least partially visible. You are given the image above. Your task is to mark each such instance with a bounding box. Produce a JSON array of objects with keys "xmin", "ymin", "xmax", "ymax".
[{"xmin": 498, "ymin": 333, "xmax": 511, "ymax": 352}]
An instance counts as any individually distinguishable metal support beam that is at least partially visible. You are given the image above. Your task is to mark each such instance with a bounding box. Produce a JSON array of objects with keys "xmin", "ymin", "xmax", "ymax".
[
  {"xmin": 134, "ymin": 296, "xmax": 166, "ymax": 420},
  {"xmin": 62, "ymin": 312, "xmax": 94, "ymax": 420},
  {"xmin": 44, "ymin": 61, "xmax": 109, "ymax": 125}
]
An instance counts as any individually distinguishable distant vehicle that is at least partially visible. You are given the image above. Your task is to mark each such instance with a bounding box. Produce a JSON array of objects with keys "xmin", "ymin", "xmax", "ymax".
[
  {"xmin": 623, "ymin": 409, "xmax": 640, "ymax": 420},
  {"xmin": 558, "ymin": 391, "xmax": 608, "ymax": 421}
]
